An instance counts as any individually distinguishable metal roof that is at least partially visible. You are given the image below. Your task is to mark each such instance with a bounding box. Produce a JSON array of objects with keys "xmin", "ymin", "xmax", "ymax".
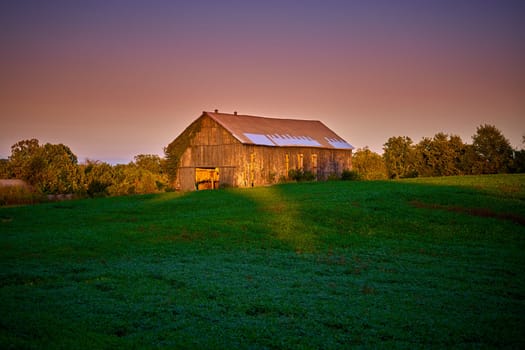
[{"xmin": 205, "ymin": 111, "xmax": 353, "ymax": 150}]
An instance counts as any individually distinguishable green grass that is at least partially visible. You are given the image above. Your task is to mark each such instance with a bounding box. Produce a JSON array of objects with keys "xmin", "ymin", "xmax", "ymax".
[{"xmin": 1, "ymin": 174, "xmax": 524, "ymax": 348}]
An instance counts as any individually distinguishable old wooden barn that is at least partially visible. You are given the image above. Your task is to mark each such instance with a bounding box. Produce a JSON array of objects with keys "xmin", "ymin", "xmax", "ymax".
[{"xmin": 166, "ymin": 111, "xmax": 354, "ymax": 191}]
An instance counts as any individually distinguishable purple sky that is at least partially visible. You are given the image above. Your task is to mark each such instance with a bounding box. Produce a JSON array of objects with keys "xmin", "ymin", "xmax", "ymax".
[{"xmin": 1, "ymin": 0, "xmax": 524, "ymax": 163}]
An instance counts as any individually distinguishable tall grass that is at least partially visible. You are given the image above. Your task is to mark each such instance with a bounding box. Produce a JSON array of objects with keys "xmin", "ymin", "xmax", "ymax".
[
  {"xmin": 1, "ymin": 174, "xmax": 524, "ymax": 348},
  {"xmin": 0, "ymin": 186, "xmax": 44, "ymax": 206}
]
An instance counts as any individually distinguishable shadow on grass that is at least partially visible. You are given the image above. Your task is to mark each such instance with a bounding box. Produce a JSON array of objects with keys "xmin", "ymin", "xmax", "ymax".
[
  {"xmin": 238, "ymin": 185, "xmax": 319, "ymax": 253},
  {"xmin": 137, "ymin": 183, "xmax": 333, "ymax": 254},
  {"xmin": 143, "ymin": 181, "xmax": 398, "ymax": 253},
  {"xmin": 140, "ymin": 187, "xmax": 310, "ymax": 254}
]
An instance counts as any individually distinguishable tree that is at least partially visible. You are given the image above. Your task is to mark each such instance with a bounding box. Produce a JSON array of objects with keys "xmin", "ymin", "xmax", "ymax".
[
  {"xmin": 39, "ymin": 143, "xmax": 80, "ymax": 194},
  {"xmin": 471, "ymin": 124, "xmax": 513, "ymax": 174},
  {"xmin": 414, "ymin": 137, "xmax": 433, "ymax": 177},
  {"xmin": 8, "ymin": 139, "xmax": 41, "ymax": 180},
  {"xmin": 7, "ymin": 139, "xmax": 80, "ymax": 194},
  {"xmin": 511, "ymin": 149, "xmax": 525, "ymax": 173},
  {"xmin": 449, "ymin": 134, "xmax": 467, "ymax": 174},
  {"xmin": 164, "ymin": 143, "xmax": 181, "ymax": 186},
  {"xmin": 509, "ymin": 135, "xmax": 525, "ymax": 173},
  {"xmin": 352, "ymin": 147, "xmax": 387, "ymax": 180},
  {"xmin": 134, "ymin": 154, "xmax": 163, "ymax": 174},
  {"xmin": 107, "ymin": 164, "xmax": 164, "ymax": 196},
  {"xmin": 80, "ymin": 160, "xmax": 114, "ymax": 197},
  {"xmin": 414, "ymin": 133, "xmax": 465, "ymax": 177},
  {"xmin": 383, "ymin": 136, "xmax": 416, "ymax": 179},
  {"xmin": 0, "ymin": 159, "xmax": 9, "ymax": 178}
]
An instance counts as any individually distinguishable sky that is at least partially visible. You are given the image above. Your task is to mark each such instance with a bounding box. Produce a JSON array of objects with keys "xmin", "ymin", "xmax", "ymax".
[{"xmin": 1, "ymin": 0, "xmax": 524, "ymax": 164}]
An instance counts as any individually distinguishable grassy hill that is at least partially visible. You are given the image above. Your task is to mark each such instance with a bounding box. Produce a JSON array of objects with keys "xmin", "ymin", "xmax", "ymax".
[{"xmin": 1, "ymin": 174, "xmax": 524, "ymax": 348}]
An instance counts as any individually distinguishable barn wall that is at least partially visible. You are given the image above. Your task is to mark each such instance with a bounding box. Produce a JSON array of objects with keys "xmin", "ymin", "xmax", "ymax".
[
  {"xmin": 178, "ymin": 167, "xmax": 195, "ymax": 191},
  {"xmin": 236, "ymin": 146, "xmax": 352, "ymax": 186},
  {"xmin": 174, "ymin": 115, "xmax": 352, "ymax": 190}
]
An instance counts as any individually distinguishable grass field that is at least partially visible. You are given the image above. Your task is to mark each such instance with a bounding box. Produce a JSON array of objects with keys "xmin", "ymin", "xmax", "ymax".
[{"xmin": 1, "ymin": 174, "xmax": 524, "ymax": 348}]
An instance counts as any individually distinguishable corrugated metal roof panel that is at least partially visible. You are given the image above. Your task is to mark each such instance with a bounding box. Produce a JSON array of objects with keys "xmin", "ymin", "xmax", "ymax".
[
  {"xmin": 206, "ymin": 111, "xmax": 353, "ymax": 150},
  {"xmin": 270, "ymin": 134, "xmax": 323, "ymax": 147},
  {"xmin": 243, "ymin": 133, "xmax": 276, "ymax": 146},
  {"xmin": 325, "ymin": 137, "xmax": 353, "ymax": 149}
]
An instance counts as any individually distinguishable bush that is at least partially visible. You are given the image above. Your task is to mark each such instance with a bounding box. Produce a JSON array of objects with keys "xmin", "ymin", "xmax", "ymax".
[
  {"xmin": 327, "ymin": 173, "xmax": 340, "ymax": 181},
  {"xmin": 401, "ymin": 170, "xmax": 419, "ymax": 179},
  {"xmin": 288, "ymin": 169, "xmax": 316, "ymax": 182},
  {"xmin": 87, "ymin": 180, "xmax": 110, "ymax": 197},
  {"xmin": 155, "ymin": 180, "xmax": 167, "ymax": 191},
  {"xmin": 341, "ymin": 169, "xmax": 361, "ymax": 181}
]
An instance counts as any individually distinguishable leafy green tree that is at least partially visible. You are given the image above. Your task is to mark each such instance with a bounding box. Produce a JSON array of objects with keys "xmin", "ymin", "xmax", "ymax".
[
  {"xmin": 7, "ymin": 139, "xmax": 80, "ymax": 194},
  {"xmin": 105, "ymin": 163, "xmax": 167, "ymax": 196},
  {"xmin": 125, "ymin": 164, "xmax": 158, "ymax": 194},
  {"xmin": 133, "ymin": 154, "xmax": 168, "ymax": 190},
  {"xmin": 164, "ymin": 143, "xmax": 181, "ymax": 186},
  {"xmin": 458, "ymin": 144, "xmax": 480, "ymax": 175},
  {"xmin": 8, "ymin": 139, "xmax": 41, "ymax": 180},
  {"xmin": 107, "ymin": 164, "xmax": 129, "ymax": 196},
  {"xmin": 415, "ymin": 133, "xmax": 465, "ymax": 177},
  {"xmin": 39, "ymin": 143, "xmax": 81, "ymax": 194},
  {"xmin": 414, "ymin": 137, "xmax": 433, "ymax": 177},
  {"xmin": 80, "ymin": 160, "xmax": 114, "ymax": 197},
  {"xmin": 352, "ymin": 147, "xmax": 387, "ymax": 180},
  {"xmin": 383, "ymin": 136, "xmax": 416, "ymax": 179},
  {"xmin": 134, "ymin": 154, "xmax": 163, "ymax": 174},
  {"xmin": 449, "ymin": 135, "xmax": 467, "ymax": 174},
  {"xmin": 471, "ymin": 124, "xmax": 513, "ymax": 174}
]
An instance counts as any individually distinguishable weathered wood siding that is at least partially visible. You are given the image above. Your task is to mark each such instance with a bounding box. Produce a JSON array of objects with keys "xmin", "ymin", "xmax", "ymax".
[{"xmin": 175, "ymin": 115, "xmax": 352, "ymax": 190}]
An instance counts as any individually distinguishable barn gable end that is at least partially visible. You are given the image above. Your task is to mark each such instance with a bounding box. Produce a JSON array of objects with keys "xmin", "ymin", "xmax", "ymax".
[{"xmin": 167, "ymin": 111, "xmax": 353, "ymax": 191}]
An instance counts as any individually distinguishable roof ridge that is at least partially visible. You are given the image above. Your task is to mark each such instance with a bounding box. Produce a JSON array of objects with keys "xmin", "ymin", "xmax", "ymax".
[{"xmin": 205, "ymin": 111, "xmax": 321, "ymax": 123}]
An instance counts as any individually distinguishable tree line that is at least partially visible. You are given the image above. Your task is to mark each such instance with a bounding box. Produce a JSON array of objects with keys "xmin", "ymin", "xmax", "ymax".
[
  {"xmin": 353, "ymin": 124, "xmax": 525, "ymax": 180},
  {"xmin": 0, "ymin": 139, "xmax": 168, "ymax": 204}
]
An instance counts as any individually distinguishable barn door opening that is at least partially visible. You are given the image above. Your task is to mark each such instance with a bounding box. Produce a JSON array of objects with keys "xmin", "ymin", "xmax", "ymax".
[{"xmin": 195, "ymin": 168, "xmax": 220, "ymax": 190}]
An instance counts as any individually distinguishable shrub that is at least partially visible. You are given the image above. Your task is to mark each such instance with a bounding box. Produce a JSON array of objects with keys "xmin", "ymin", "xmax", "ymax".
[
  {"xmin": 87, "ymin": 180, "xmax": 110, "ymax": 197},
  {"xmin": 341, "ymin": 169, "xmax": 361, "ymax": 181},
  {"xmin": 288, "ymin": 169, "xmax": 316, "ymax": 182},
  {"xmin": 327, "ymin": 173, "xmax": 340, "ymax": 181}
]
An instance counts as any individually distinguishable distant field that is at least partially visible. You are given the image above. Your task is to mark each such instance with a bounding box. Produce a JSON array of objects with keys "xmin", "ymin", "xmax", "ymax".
[{"xmin": 1, "ymin": 174, "xmax": 524, "ymax": 348}]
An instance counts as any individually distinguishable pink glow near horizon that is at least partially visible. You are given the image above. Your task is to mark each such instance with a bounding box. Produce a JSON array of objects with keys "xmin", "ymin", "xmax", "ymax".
[{"xmin": 1, "ymin": 0, "xmax": 524, "ymax": 163}]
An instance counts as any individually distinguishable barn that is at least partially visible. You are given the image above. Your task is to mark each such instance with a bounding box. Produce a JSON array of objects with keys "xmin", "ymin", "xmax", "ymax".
[{"xmin": 166, "ymin": 111, "xmax": 354, "ymax": 191}]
